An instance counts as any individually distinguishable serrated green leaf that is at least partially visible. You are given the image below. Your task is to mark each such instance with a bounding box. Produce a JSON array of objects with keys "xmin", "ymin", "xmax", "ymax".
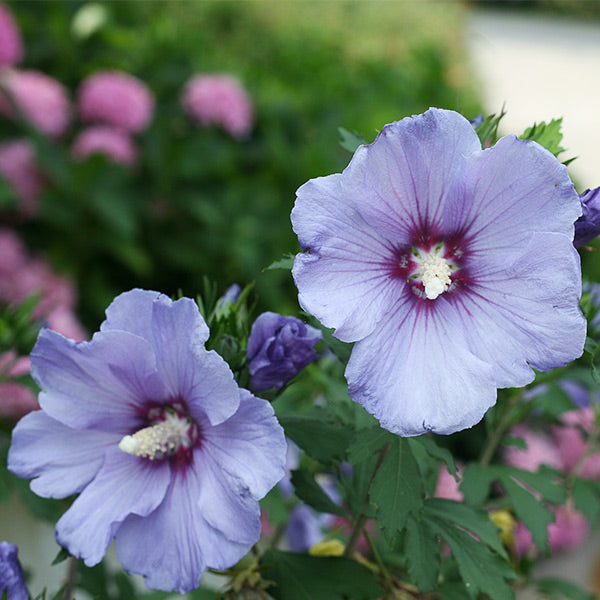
[
  {"xmin": 338, "ymin": 127, "xmax": 366, "ymax": 153},
  {"xmin": 408, "ymin": 435, "xmax": 457, "ymax": 477},
  {"xmin": 425, "ymin": 514, "xmax": 516, "ymax": 600},
  {"xmin": 370, "ymin": 437, "xmax": 423, "ymax": 540},
  {"xmin": 279, "ymin": 414, "xmax": 354, "ymax": 465},
  {"xmin": 501, "ymin": 476, "xmax": 554, "ymax": 554},
  {"xmin": 346, "ymin": 427, "xmax": 393, "ymax": 465},
  {"xmin": 521, "ymin": 118, "xmax": 566, "ymax": 157},
  {"xmin": 460, "ymin": 463, "xmax": 497, "ymax": 506},
  {"xmin": 260, "ymin": 549, "xmax": 383, "ymax": 600},
  {"xmin": 506, "ymin": 466, "xmax": 567, "ymax": 505},
  {"xmin": 572, "ymin": 478, "xmax": 600, "ymax": 526},
  {"xmin": 290, "ymin": 469, "xmax": 347, "ymax": 517},
  {"xmin": 425, "ymin": 497, "xmax": 507, "ymax": 559},
  {"xmin": 536, "ymin": 577, "xmax": 595, "ymax": 600},
  {"xmin": 264, "ymin": 253, "xmax": 296, "ymax": 271},
  {"xmin": 404, "ymin": 516, "xmax": 440, "ymax": 592}
]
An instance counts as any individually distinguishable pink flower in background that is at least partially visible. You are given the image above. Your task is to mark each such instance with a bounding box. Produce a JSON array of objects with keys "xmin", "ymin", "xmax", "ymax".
[
  {"xmin": 0, "ymin": 2, "xmax": 23, "ymax": 67},
  {"xmin": 0, "ymin": 69, "xmax": 70, "ymax": 137},
  {"xmin": 0, "ymin": 138, "xmax": 43, "ymax": 216},
  {"xmin": 77, "ymin": 70, "xmax": 154, "ymax": 133},
  {"xmin": 547, "ymin": 504, "xmax": 589, "ymax": 553},
  {"xmin": 72, "ymin": 126, "xmax": 138, "ymax": 165},
  {"xmin": 434, "ymin": 463, "xmax": 463, "ymax": 502},
  {"xmin": 182, "ymin": 73, "xmax": 253, "ymax": 139},
  {"xmin": 0, "ymin": 228, "xmax": 86, "ymax": 341},
  {"xmin": 514, "ymin": 504, "xmax": 589, "ymax": 557},
  {"xmin": 503, "ymin": 424, "xmax": 563, "ymax": 473},
  {"xmin": 553, "ymin": 407, "xmax": 600, "ymax": 478}
]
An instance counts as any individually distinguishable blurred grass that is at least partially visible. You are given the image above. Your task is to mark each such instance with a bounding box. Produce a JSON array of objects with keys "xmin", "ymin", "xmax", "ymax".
[{"xmin": 6, "ymin": 1, "xmax": 483, "ymax": 325}]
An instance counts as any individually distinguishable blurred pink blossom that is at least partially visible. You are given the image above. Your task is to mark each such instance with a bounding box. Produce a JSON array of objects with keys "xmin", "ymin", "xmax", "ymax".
[
  {"xmin": 434, "ymin": 463, "xmax": 463, "ymax": 502},
  {"xmin": 0, "ymin": 2, "xmax": 23, "ymax": 67},
  {"xmin": 0, "ymin": 69, "xmax": 70, "ymax": 137},
  {"xmin": 77, "ymin": 70, "xmax": 154, "ymax": 133},
  {"xmin": 547, "ymin": 503, "xmax": 589, "ymax": 553},
  {"xmin": 514, "ymin": 504, "xmax": 589, "ymax": 558},
  {"xmin": 72, "ymin": 125, "xmax": 137, "ymax": 165},
  {"xmin": 0, "ymin": 351, "xmax": 37, "ymax": 419},
  {"xmin": 0, "ymin": 138, "xmax": 43, "ymax": 215},
  {"xmin": 0, "ymin": 228, "xmax": 86, "ymax": 341},
  {"xmin": 553, "ymin": 407, "xmax": 600, "ymax": 478},
  {"xmin": 503, "ymin": 424, "xmax": 563, "ymax": 473},
  {"xmin": 182, "ymin": 73, "xmax": 253, "ymax": 139}
]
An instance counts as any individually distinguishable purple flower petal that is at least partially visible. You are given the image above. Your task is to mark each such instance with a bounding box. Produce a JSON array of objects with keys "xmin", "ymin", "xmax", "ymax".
[
  {"xmin": 31, "ymin": 328, "xmax": 166, "ymax": 432},
  {"xmin": 8, "ymin": 410, "xmax": 119, "ymax": 498},
  {"xmin": 202, "ymin": 388, "xmax": 286, "ymax": 499},
  {"xmin": 115, "ymin": 464, "xmax": 257, "ymax": 592},
  {"xmin": 346, "ymin": 295, "xmax": 497, "ymax": 436},
  {"xmin": 343, "ymin": 109, "xmax": 482, "ymax": 241},
  {"xmin": 56, "ymin": 447, "xmax": 170, "ymax": 566},
  {"xmin": 292, "ymin": 175, "xmax": 405, "ymax": 342}
]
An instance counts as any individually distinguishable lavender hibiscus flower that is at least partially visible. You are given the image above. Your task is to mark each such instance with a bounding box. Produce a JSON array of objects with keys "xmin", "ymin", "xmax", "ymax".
[
  {"xmin": 574, "ymin": 187, "xmax": 600, "ymax": 247},
  {"xmin": 8, "ymin": 289, "xmax": 286, "ymax": 593},
  {"xmin": 291, "ymin": 108, "xmax": 586, "ymax": 436}
]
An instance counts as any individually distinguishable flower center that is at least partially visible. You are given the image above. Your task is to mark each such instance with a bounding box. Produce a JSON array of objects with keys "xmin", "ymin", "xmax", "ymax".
[
  {"xmin": 118, "ymin": 411, "xmax": 194, "ymax": 460},
  {"xmin": 413, "ymin": 247, "xmax": 452, "ymax": 300}
]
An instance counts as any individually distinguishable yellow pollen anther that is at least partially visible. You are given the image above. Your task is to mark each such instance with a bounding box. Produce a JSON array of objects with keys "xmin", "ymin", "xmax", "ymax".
[
  {"xmin": 118, "ymin": 413, "xmax": 190, "ymax": 460},
  {"xmin": 414, "ymin": 249, "xmax": 452, "ymax": 300}
]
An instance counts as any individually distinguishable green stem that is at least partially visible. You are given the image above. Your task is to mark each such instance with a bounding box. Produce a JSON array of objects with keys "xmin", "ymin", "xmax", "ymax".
[
  {"xmin": 343, "ymin": 441, "xmax": 391, "ymax": 558},
  {"xmin": 479, "ymin": 392, "xmax": 522, "ymax": 467},
  {"xmin": 61, "ymin": 557, "xmax": 78, "ymax": 600}
]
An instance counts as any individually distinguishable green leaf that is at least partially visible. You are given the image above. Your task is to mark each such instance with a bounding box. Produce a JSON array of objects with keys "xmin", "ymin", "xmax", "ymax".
[
  {"xmin": 290, "ymin": 468, "xmax": 347, "ymax": 517},
  {"xmin": 425, "ymin": 514, "xmax": 516, "ymax": 600},
  {"xmin": 260, "ymin": 550, "xmax": 383, "ymax": 600},
  {"xmin": 370, "ymin": 437, "xmax": 423, "ymax": 540},
  {"xmin": 508, "ymin": 466, "xmax": 567, "ymax": 505},
  {"xmin": 460, "ymin": 463, "xmax": 498, "ymax": 506},
  {"xmin": 572, "ymin": 478, "xmax": 600, "ymax": 526},
  {"xmin": 346, "ymin": 427, "xmax": 393, "ymax": 465},
  {"xmin": 408, "ymin": 435, "xmax": 457, "ymax": 480},
  {"xmin": 404, "ymin": 516, "xmax": 440, "ymax": 593},
  {"xmin": 304, "ymin": 316, "xmax": 352, "ymax": 364},
  {"xmin": 536, "ymin": 577, "xmax": 595, "ymax": 600},
  {"xmin": 425, "ymin": 497, "xmax": 507, "ymax": 559},
  {"xmin": 501, "ymin": 476, "xmax": 554, "ymax": 554},
  {"xmin": 338, "ymin": 127, "xmax": 366, "ymax": 153},
  {"xmin": 474, "ymin": 108, "xmax": 506, "ymax": 146},
  {"xmin": 51, "ymin": 547, "xmax": 70, "ymax": 566},
  {"xmin": 264, "ymin": 253, "xmax": 296, "ymax": 271},
  {"xmin": 521, "ymin": 118, "xmax": 566, "ymax": 157},
  {"xmin": 279, "ymin": 413, "xmax": 354, "ymax": 465}
]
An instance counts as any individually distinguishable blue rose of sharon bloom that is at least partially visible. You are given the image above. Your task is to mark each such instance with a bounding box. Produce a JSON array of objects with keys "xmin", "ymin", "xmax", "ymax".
[
  {"xmin": 8, "ymin": 289, "xmax": 286, "ymax": 593},
  {"xmin": 247, "ymin": 312, "xmax": 322, "ymax": 393},
  {"xmin": 0, "ymin": 542, "xmax": 28, "ymax": 600},
  {"xmin": 291, "ymin": 108, "xmax": 586, "ymax": 437}
]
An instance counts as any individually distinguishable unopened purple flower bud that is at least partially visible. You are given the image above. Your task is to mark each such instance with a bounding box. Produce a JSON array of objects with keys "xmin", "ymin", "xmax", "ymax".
[
  {"xmin": 247, "ymin": 312, "xmax": 321, "ymax": 393},
  {"xmin": 0, "ymin": 541, "xmax": 28, "ymax": 600},
  {"xmin": 574, "ymin": 187, "xmax": 600, "ymax": 247},
  {"xmin": 219, "ymin": 283, "xmax": 241, "ymax": 307},
  {"xmin": 469, "ymin": 114, "xmax": 484, "ymax": 128}
]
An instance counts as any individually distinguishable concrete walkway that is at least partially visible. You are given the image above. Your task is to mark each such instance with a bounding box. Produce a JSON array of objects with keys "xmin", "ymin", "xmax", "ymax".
[{"xmin": 467, "ymin": 8, "xmax": 600, "ymax": 191}]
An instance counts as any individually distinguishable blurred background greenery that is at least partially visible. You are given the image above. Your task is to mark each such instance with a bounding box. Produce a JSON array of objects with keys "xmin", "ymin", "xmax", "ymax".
[{"xmin": 1, "ymin": 0, "xmax": 483, "ymax": 329}]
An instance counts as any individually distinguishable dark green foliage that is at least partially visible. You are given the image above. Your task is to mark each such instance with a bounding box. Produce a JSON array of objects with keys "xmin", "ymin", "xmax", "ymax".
[
  {"xmin": 290, "ymin": 468, "xmax": 347, "ymax": 517},
  {"xmin": 260, "ymin": 550, "xmax": 383, "ymax": 600}
]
